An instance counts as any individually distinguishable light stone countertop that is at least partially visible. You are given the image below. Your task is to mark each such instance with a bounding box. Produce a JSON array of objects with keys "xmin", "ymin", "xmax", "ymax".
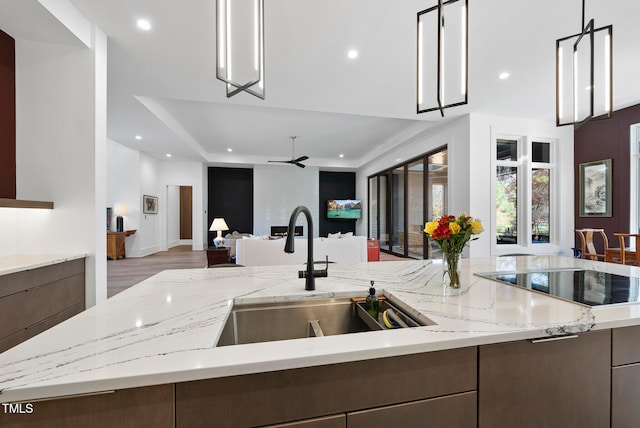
[
  {"xmin": 0, "ymin": 254, "xmax": 86, "ymax": 276},
  {"xmin": 1, "ymin": 255, "xmax": 638, "ymax": 403}
]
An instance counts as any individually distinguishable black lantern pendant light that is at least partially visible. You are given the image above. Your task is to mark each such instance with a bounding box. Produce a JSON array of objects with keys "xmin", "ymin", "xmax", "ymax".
[
  {"xmin": 216, "ymin": 0, "xmax": 265, "ymax": 99},
  {"xmin": 417, "ymin": 0, "xmax": 469, "ymax": 116},
  {"xmin": 556, "ymin": 0, "xmax": 612, "ymax": 127}
]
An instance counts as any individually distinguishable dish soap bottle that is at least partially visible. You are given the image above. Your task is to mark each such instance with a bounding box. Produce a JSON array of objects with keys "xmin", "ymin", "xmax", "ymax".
[{"xmin": 365, "ymin": 281, "xmax": 379, "ymax": 319}]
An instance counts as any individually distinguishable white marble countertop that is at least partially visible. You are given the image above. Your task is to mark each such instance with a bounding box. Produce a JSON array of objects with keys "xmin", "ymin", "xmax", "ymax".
[
  {"xmin": 1, "ymin": 255, "xmax": 639, "ymax": 403},
  {"xmin": 0, "ymin": 254, "xmax": 86, "ymax": 276}
]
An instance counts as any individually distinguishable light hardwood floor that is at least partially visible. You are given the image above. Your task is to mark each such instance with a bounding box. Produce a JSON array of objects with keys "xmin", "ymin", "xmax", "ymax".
[
  {"xmin": 107, "ymin": 245, "xmax": 410, "ymax": 298},
  {"xmin": 107, "ymin": 246, "xmax": 207, "ymax": 297}
]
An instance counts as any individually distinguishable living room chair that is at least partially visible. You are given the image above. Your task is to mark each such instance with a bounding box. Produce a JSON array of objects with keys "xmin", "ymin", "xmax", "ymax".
[{"xmin": 575, "ymin": 228, "xmax": 611, "ymax": 262}]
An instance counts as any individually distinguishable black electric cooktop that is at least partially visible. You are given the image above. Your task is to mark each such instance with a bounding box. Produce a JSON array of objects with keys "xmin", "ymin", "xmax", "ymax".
[{"xmin": 476, "ymin": 269, "xmax": 640, "ymax": 307}]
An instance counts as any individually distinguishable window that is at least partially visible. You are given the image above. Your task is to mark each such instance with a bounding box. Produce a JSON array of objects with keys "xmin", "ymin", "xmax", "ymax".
[
  {"xmin": 494, "ymin": 137, "xmax": 555, "ymax": 248},
  {"xmin": 368, "ymin": 147, "xmax": 448, "ymax": 259},
  {"xmin": 631, "ymin": 124, "xmax": 640, "ymax": 234}
]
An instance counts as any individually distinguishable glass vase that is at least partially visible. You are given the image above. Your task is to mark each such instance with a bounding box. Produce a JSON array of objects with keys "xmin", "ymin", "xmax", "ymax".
[{"xmin": 442, "ymin": 251, "xmax": 462, "ymax": 289}]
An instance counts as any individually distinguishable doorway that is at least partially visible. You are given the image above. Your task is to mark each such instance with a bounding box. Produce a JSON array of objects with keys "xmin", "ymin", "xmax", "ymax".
[{"xmin": 167, "ymin": 185, "xmax": 193, "ymax": 249}]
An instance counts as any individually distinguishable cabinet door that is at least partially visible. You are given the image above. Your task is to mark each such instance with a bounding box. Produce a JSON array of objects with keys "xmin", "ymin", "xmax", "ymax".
[
  {"xmin": 612, "ymin": 363, "xmax": 640, "ymax": 428},
  {"xmin": 0, "ymin": 385, "xmax": 174, "ymax": 428},
  {"xmin": 478, "ymin": 330, "xmax": 610, "ymax": 428},
  {"xmin": 347, "ymin": 391, "xmax": 476, "ymax": 428},
  {"xmin": 612, "ymin": 325, "xmax": 640, "ymax": 366}
]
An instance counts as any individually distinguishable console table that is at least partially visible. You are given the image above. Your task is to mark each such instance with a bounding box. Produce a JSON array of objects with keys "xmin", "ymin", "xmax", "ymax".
[{"xmin": 107, "ymin": 230, "xmax": 136, "ymax": 260}]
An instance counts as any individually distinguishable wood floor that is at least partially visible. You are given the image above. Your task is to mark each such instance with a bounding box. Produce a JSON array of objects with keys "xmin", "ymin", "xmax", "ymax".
[
  {"xmin": 107, "ymin": 245, "xmax": 411, "ymax": 298},
  {"xmin": 107, "ymin": 246, "xmax": 206, "ymax": 298}
]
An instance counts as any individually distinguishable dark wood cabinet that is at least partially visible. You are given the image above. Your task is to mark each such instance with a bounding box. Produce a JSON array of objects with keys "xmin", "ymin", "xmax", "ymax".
[
  {"xmin": 347, "ymin": 391, "xmax": 476, "ymax": 428},
  {"xmin": 264, "ymin": 414, "xmax": 346, "ymax": 428},
  {"xmin": 176, "ymin": 347, "xmax": 477, "ymax": 428},
  {"xmin": 206, "ymin": 247, "xmax": 230, "ymax": 266},
  {"xmin": 0, "ymin": 258, "xmax": 85, "ymax": 353},
  {"xmin": 478, "ymin": 330, "xmax": 611, "ymax": 428},
  {"xmin": 611, "ymin": 325, "xmax": 640, "ymax": 427},
  {"xmin": 0, "ymin": 384, "xmax": 174, "ymax": 428}
]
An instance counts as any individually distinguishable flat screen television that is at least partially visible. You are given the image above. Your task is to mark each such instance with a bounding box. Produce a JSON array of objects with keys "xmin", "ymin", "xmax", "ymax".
[{"xmin": 327, "ymin": 199, "xmax": 361, "ymax": 219}]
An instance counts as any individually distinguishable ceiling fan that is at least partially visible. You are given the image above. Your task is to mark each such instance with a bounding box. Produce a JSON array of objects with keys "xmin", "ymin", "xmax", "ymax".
[{"xmin": 268, "ymin": 136, "xmax": 309, "ymax": 168}]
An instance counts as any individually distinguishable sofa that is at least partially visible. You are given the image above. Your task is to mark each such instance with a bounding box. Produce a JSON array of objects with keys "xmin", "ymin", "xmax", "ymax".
[{"xmin": 236, "ymin": 236, "xmax": 368, "ymax": 267}]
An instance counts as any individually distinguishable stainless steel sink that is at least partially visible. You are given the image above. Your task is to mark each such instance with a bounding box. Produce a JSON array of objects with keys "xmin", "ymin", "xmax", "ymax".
[{"xmin": 216, "ymin": 295, "xmax": 435, "ymax": 346}]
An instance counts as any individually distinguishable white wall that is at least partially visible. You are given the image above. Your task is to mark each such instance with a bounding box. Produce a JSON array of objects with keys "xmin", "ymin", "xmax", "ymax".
[
  {"xmin": 253, "ymin": 165, "xmax": 320, "ymax": 237},
  {"xmin": 107, "ymin": 141, "xmax": 207, "ymax": 257},
  {"xmin": 8, "ymin": 27, "xmax": 107, "ymax": 307},
  {"xmin": 167, "ymin": 185, "xmax": 181, "ymax": 248},
  {"xmin": 158, "ymin": 159, "xmax": 206, "ymax": 251},
  {"xmin": 106, "ymin": 139, "xmax": 140, "ymax": 232}
]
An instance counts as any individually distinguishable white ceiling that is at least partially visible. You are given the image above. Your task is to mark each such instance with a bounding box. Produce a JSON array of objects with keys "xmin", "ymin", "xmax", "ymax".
[{"xmin": 3, "ymin": 0, "xmax": 640, "ymax": 168}]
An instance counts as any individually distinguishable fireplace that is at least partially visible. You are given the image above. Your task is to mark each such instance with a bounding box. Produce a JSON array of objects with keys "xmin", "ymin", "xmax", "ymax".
[{"xmin": 271, "ymin": 225, "xmax": 303, "ymax": 237}]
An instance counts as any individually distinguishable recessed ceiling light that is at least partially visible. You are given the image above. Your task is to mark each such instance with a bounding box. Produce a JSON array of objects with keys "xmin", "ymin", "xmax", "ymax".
[
  {"xmin": 166, "ymin": 153, "xmax": 172, "ymax": 158},
  {"xmin": 339, "ymin": 154, "xmax": 344, "ymax": 158},
  {"xmin": 227, "ymin": 148, "xmax": 233, "ymax": 152},
  {"xmin": 137, "ymin": 19, "xmax": 151, "ymax": 31},
  {"xmin": 135, "ymin": 135, "xmax": 142, "ymax": 140},
  {"xmin": 499, "ymin": 72, "xmax": 510, "ymax": 80},
  {"xmin": 347, "ymin": 49, "xmax": 358, "ymax": 59}
]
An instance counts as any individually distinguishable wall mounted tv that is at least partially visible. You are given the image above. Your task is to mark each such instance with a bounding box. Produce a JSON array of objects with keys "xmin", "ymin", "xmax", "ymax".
[{"xmin": 327, "ymin": 199, "xmax": 362, "ymax": 219}]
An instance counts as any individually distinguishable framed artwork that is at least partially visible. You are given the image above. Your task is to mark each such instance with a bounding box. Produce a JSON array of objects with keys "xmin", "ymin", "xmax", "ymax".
[
  {"xmin": 143, "ymin": 195, "xmax": 158, "ymax": 214},
  {"xmin": 579, "ymin": 159, "xmax": 612, "ymax": 217}
]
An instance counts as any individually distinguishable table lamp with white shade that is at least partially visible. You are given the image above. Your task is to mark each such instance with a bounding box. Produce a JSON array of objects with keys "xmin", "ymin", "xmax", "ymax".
[{"xmin": 210, "ymin": 218, "xmax": 229, "ymax": 247}]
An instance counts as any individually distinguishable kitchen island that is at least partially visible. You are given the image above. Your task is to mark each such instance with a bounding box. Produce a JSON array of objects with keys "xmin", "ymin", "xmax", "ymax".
[{"xmin": 1, "ymin": 255, "xmax": 639, "ymax": 427}]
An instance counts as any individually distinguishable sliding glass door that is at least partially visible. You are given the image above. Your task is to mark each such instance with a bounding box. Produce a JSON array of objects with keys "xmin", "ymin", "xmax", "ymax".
[{"xmin": 368, "ymin": 147, "xmax": 448, "ymax": 259}]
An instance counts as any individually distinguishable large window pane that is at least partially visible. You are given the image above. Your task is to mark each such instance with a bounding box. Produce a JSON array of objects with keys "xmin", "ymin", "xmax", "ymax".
[
  {"xmin": 428, "ymin": 149, "xmax": 448, "ymax": 257},
  {"xmin": 532, "ymin": 142, "xmax": 550, "ymax": 163},
  {"xmin": 532, "ymin": 169, "xmax": 550, "ymax": 243},
  {"xmin": 368, "ymin": 176, "xmax": 378, "ymax": 239},
  {"xmin": 380, "ymin": 175, "xmax": 388, "ymax": 248},
  {"xmin": 496, "ymin": 166, "xmax": 517, "ymax": 245},
  {"xmin": 497, "ymin": 139, "xmax": 517, "ymax": 161},
  {"xmin": 391, "ymin": 166, "xmax": 405, "ymax": 255},
  {"xmin": 407, "ymin": 160, "xmax": 424, "ymax": 259}
]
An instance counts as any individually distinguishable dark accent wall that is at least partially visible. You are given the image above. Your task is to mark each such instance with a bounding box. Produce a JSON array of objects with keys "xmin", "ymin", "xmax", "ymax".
[
  {"xmin": 0, "ymin": 29, "xmax": 16, "ymax": 199},
  {"xmin": 207, "ymin": 167, "xmax": 253, "ymax": 245},
  {"xmin": 574, "ymin": 104, "xmax": 640, "ymax": 250},
  {"xmin": 319, "ymin": 171, "xmax": 356, "ymax": 237}
]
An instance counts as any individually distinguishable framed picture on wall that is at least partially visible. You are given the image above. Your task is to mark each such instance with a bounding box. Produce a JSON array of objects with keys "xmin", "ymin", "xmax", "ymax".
[
  {"xmin": 579, "ymin": 159, "xmax": 612, "ymax": 217},
  {"xmin": 143, "ymin": 195, "xmax": 158, "ymax": 214}
]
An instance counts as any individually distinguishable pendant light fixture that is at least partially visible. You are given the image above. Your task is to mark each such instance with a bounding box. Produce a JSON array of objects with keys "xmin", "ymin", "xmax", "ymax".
[
  {"xmin": 216, "ymin": 0, "xmax": 265, "ymax": 99},
  {"xmin": 417, "ymin": 0, "xmax": 468, "ymax": 116},
  {"xmin": 556, "ymin": 0, "xmax": 612, "ymax": 127}
]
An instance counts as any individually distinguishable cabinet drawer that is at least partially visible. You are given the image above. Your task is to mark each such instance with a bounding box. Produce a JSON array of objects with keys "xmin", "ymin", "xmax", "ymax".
[
  {"xmin": 264, "ymin": 414, "xmax": 346, "ymax": 428},
  {"xmin": 612, "ymin": 363, "xmax": 640, "ymax": 428},
  {"xmin": 0, "ymin": 258, "xmax": 84, "ymax": 298},
  {"xmin": 0, "ymin": 302, "xmax": 84, "ymax": 353},
  {"xmin": 0, "ymin": 273, "xmax": 84, "ymax": 340},
  {"xmin": 347, "ymin": 391, "xmax": 476, "ymax": 428},
  {"xmin": 612, "ymin": 325, "xmax": 640, "ymax": 366}
]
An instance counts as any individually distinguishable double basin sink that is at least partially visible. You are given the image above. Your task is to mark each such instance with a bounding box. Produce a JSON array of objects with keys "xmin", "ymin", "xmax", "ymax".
[{"xmin": 216, "ymin": 292, "xmax": 436, "ymax": 347}]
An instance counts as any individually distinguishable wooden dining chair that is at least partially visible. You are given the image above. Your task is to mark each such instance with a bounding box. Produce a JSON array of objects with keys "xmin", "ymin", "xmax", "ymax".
[
  {"xmin": 610, "ymin": 233, "xmax": 640, "ymax": 265},
  {"xmin": 575, "ymin": 228, "xmax": 610, "ymax": 261}
]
